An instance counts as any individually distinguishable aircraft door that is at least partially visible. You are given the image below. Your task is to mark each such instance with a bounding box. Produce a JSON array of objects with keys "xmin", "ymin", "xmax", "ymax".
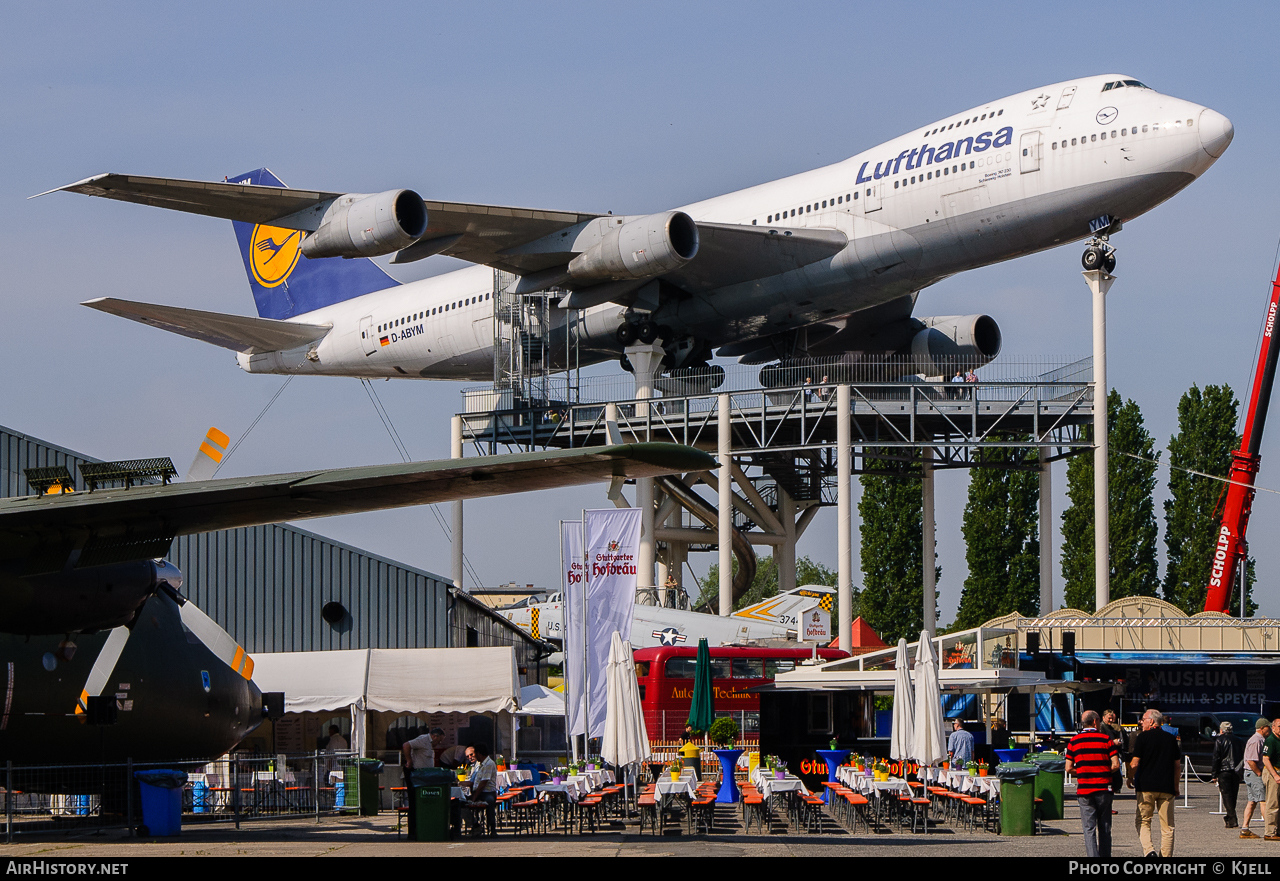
[
  {"xmin": 1019, "ymin": 131, "xmax": 1043, "ymax": 174},
  {"xmin": 862, "ymin": 183, "xmax": 883, "ymax": 213},
  {"xmin": 360, "ymin": 315, "xmax": 376, "ymax": 356}
]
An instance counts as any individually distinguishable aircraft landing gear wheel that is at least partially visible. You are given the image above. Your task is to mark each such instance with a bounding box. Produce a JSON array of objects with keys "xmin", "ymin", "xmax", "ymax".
[
  {"xmin": 1082, "ymin": 246, "xmax": 1106, "ymax": 271},
  {"xmin": 1102, "ymin": 253, "xmax": 1116, "ymax": 273},
  {"xmin": 616, "ymin": 323, "xmax": 637, "ymax": 347},
  {"xmin": 637, "ymin": 319, "xmax": 659, "ymax": 345}
]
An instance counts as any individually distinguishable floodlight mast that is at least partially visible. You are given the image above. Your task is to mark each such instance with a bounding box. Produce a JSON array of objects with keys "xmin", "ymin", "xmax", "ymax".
[{"xmin": 1203, "ymin": 261, "xmax": 1280, "ymax": 614}]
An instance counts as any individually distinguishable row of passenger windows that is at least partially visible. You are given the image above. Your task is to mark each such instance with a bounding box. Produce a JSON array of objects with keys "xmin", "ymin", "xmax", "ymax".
[
  {"xmin": 895, "ymin": 160, "xmax": 980, "ymax": 188},
  {"xmin": 377, "ymin": 292, "xmax": 491, "ymax": 333},
  {"xmin": 1050, "ymin": 119, "xmax": 1194, "ymax": 150},
  {"xmin": 921, "ymin": 108, "xmax": 1004, "ymax": 138},
  {"xmin": 767, "ymin": 195, "xmax": 855, "ymax": 222}
]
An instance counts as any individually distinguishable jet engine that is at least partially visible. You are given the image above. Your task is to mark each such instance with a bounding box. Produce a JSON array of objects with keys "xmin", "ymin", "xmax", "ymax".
[
  {"xmin": 908, "ymin": 314, "xmax": 1002, "ymax": 375},
  {"xmin": 568, "ymin": 211, "xmax": 699, "ymax": 284},
  {"xmin": 301, "ymin": 189, "xmax": 428, "ymax": 259}
]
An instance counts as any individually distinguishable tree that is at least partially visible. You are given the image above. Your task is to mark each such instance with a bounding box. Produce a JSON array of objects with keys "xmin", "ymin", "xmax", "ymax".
[
  {"xmin": 1060, "ymin": 390, "xmax": 1161, "ymax": 612},
  {"xmin": 1163, "ymin": 384, "xmax": 1255, "ymax": 614},
  {"xmin": 858, "ymin": 453, "xmax": 938, "ymax": 644},
  {"xmin": 954, "ymin": 441, "xmax": 1040, "ymax": 628}
]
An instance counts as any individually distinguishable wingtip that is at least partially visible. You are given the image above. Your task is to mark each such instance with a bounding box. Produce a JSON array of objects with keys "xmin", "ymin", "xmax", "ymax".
[{"xmin": 29, "ymin": 173, "xmax": 110, "ymax": 200}]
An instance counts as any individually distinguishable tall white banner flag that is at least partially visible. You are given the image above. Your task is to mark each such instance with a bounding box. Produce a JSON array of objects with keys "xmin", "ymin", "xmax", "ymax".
[
  {"xmin": 561, "ymin": 521, "xmax": 587, "ymax": 739},
  {"xmin": 572, "ymin": 507, "xmax": 641, "ymax": 738}
]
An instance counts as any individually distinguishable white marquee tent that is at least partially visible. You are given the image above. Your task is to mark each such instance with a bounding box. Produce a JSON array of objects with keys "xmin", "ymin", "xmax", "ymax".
[{"xmin": 252, "ymin": 646, "xmax": 522, "ymax": 756}]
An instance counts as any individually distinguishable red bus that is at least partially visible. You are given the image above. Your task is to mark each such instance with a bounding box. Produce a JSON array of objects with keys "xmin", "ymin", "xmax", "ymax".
[{"xmin": 634, "ymin": 645, "xmax": 848, "ymax": 742}]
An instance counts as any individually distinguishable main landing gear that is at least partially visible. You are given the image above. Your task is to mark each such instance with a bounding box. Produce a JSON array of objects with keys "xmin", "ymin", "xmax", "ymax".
[
  {"xmin": 616, "ymin": 318, "xmax": 664, "ymax": 347},
  {"xmin": 1081, "ymin": 239, "xmax": 1117, "ymax": 274}
]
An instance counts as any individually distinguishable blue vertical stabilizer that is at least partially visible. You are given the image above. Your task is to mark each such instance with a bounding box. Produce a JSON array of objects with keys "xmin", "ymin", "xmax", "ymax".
[{"xmin": 227, "ymin": 168, "xmax": 399, "ymax": 320}]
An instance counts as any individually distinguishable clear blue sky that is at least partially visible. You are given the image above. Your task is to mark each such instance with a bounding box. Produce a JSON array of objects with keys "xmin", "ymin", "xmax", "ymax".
[{"xmin": 3, "ymin": 2, "xmax": 1279, "ymax": 622}]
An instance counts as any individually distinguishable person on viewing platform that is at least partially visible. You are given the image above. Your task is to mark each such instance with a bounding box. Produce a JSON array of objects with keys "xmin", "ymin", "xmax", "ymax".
[
  {"xmin": 1241, "ymin": 718, "xmax": 1270, "ymax": 839},
  {"xmin": 1065, "ymin": 710, "xmax": 1120, "ymax": 858},
  {"xmin": 1211, "ymin": 720, "xmax": 1245, "ymax": 829},
  {"xmin": 1129, "ymin": 709, "xmax": 1180, "ymax": 856},
  {"xmin": 948, "ymin": 719, "xmax": 974, "ymax": 765}
]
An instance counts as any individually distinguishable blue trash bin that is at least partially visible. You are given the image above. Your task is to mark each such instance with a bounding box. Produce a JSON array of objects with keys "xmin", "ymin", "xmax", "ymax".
[{"xmin": 134, "ymin": 770, "xmax": 188, "ymax": 837}]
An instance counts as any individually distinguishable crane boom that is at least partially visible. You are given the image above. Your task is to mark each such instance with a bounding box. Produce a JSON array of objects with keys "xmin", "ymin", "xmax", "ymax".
[{"xmin": 1203, "ymin": 261, "xmax": 1280, "ymax": 613}]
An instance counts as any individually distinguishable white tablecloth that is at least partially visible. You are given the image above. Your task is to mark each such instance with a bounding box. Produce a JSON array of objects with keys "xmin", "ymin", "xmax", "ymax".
[
  {"xmin": 655, "ymin": 778, "xmax": 696, "ymax": 799},
  {"xmin": 534, "ymin": 783, "xmax": 582, "ymax": 804},
  {"xmin": 497, "ymin": 769, "xmax": 532, "ymax": 789},
  {"xmin": 752, "ymin": 771, "xmax": 809, "ymax": 798}
]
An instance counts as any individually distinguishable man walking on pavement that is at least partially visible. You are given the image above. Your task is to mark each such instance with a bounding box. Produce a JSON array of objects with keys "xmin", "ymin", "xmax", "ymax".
[
  {"xmin": 1211, "ymin": 720, "xmax": 1245, "ymax": 829},
  {"xmin": 1129, "ymin": 709, "xmax": 1180, "ymax": 857},
  {"xmin": 1241, "ymin": 718, "xmax": 1270, "ymax": 839},
  {"xmin": 1065, "ymin": 710, "xmax": 1120, "ymax": 857}
]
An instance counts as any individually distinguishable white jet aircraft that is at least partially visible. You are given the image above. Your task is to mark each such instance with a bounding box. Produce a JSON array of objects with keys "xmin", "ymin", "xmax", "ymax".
[
  {"xmin": 501, "ymin": 585, "xmax": 836, "ymax": 649},
  {"xmin": 45, "ymin": 75, "xmax": 1231, "ymax": 380}
]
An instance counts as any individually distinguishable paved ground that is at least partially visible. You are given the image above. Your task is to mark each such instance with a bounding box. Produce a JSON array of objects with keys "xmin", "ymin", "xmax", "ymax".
[{"xmin": 2, "ymin": 781, "xmax": 1275, "ymax": 858}]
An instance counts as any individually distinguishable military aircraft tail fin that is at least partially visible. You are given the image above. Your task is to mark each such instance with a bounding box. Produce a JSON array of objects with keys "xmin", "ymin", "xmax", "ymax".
[{"xmin": 732, "ymin": 585, "xmax": 836, "ymax": 625}]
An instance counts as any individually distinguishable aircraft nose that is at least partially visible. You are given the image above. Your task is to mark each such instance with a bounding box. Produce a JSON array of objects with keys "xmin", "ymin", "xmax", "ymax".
[{"xmin": 1198, "ymin": 108, "xmax": 1234, "ymax": 158}]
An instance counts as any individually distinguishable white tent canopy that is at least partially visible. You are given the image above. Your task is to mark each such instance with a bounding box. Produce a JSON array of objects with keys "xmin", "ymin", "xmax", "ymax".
[
  {"xmin": 518, "ymin": 684, "xmax": 565, "ymax": 717},
  {"xmin": 252, "ymin": 647, "xmax": 522, "ymax": 755}
]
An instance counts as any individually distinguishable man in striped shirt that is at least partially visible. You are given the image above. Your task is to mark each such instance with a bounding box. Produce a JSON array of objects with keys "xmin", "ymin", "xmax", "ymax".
[{"xmin": 1066, "ymin": 710, "xmax": 1121, "ymax": 858}]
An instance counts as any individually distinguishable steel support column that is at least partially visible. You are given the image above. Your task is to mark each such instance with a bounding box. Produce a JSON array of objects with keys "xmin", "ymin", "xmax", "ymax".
[
  {"xmin": 922, "ymin": 445, "xmax": 936, "ymax": 637},
  {"xmin": 451, "ymin": 414, "xmax": 464, "ymax": 592},
  {"xmin": 1085, "ymin": 269, "xmax": 1115, "ymax": 610},
  {"xmin": 1040, "ymin": 445, "xmax": 1053, "ymax": 615},
  {"xmin": 718, "ymin": 393, "xmax": 733, "ymax": 617},
  {"xmin": 837, "ymin": 385, "xmax": 852, "ymax": 652}
]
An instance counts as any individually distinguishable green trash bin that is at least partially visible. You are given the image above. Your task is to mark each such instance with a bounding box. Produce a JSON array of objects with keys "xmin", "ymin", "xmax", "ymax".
[
  {"xmin": 410, "ymin": 768, "xmax": 455, "ymax": 842},
  {"xmin": 356, "ymin": 759, "xmax": 384, "ymax": 817},
  {"xmin": 996, "ymin": 762, "xmax": 1039, "ymax": 836},
  {"xmin": 1028, "ymin": 752, "xmax": 1066, "ymax": 821}
]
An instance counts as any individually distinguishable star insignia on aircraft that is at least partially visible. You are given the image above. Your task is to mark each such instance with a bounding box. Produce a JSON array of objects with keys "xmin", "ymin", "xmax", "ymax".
[
  {"xmin": 1031, "ymin": 93, "xmax": 1050, "ymax": 110},
  {"xmin": 653, "ymin": 627, "xmax": 687, "ymax": 646}
]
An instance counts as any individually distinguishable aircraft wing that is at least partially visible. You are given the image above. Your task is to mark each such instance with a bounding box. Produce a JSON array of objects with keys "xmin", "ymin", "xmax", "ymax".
[
  {"xmin": 36, "ymin": 173, "xmax": 344, "ymax": 226},
  {"xmin": 45, "ymin": 172, "xmax": 848, "ymax": 296},
  {"xmin": 83, "ymin": 298, "xmax": 331, "ymax": 354},
  {"xmin": 0, "ymin": 443, "xmax": 714, "ymax": 567}
]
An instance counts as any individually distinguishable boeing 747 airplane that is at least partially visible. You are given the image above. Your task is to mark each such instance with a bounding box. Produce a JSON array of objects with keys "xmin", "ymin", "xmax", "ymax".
[{"xmin": 46, "ymin": 74, "xmax": 1232, "ymax": 382}]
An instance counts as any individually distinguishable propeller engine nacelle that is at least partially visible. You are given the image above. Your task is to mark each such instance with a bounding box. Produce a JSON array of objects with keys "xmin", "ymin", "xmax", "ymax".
[
  {"xmin": 0, "ymin": 559, "xmax": 184, "ymax": 635},
  {"xmin": 568, "ymin": 211, "xmax": 699, "ymax": 284},
  {"xmin": 301, "ymin": 189, "xmax": 428, "ymax": 259}
]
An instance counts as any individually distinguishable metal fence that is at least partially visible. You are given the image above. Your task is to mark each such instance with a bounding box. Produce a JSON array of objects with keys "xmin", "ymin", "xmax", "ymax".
[
  {"xmin": 462, "ymin": 355, "xmax": 1091, "ymax": 412},
  {"xmin": 1, "ymin": 751, "xmax": 374, "ymax": 839}
]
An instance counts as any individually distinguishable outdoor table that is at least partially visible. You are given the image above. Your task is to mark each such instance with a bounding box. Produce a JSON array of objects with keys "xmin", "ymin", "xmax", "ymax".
[
  {"xmin": 654, "ymin": 777, "xmax": 696, "ymax": 828},
  {"xmin": 865, "ymin": 777, "xmax": 911, "ymax": 827},
  {"xmin": 533, "ymin": 785, "xmax": 575, "ymax": 835},
  {"xmin": 497, "ymin": 769, "xmax": 532, "ymax": 789},
  {"xmin": 815, "ymin": 750, "xmax": 848, "ymax": 804}
]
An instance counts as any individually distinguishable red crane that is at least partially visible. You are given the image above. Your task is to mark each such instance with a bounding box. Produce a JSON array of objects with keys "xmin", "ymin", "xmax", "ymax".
[{"xmin": 1203, "ymin": 260, "xmax": 1280, "ymax": 613}]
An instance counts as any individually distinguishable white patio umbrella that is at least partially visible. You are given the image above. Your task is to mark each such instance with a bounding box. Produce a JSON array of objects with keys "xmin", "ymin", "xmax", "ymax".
[
  {"xmin": 911, "ymin": 630, "xmax": 947, "ymax": 766},
  {"xmin": 889, "ymin": 638, "xmax": 915, "ymax": 761},
  {"xmin": 601, "ymin": 631, "xmax": 650, "ymax": 768}
]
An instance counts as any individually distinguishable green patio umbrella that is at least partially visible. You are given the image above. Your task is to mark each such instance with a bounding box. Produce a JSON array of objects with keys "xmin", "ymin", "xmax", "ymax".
[{"xmin": 686, "ymin": 637, "xmax": 714, "ymax": 734}]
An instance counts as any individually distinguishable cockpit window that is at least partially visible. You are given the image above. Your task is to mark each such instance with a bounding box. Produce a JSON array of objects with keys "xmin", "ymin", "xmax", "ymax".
[{"xmin": 1103, "ymin": 79, "xmax": 1153, "ymax": 92}]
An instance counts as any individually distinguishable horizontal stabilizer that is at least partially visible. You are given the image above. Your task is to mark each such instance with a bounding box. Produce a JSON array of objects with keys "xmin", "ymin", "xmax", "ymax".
[{"xmin": 83, "ymin": 298, "xmax": 330, "ymax": 354}]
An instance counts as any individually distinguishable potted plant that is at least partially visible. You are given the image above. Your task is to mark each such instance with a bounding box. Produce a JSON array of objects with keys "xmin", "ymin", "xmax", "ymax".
[
  {"xmin": 495, "ymin": 754, "xmax": 507, "ymax": 772},
  {"xmin": 774, "ymin": 759, "xmax": 787, "ymax": 780},
  {"xmin": 670, "ymin": 758, "xmax": 683, "ymax": 780},
  {"xmin": 709, "ymin": 717, "xmax": 740, "ymax": 749},
  {"xmin": 977, "ymin": 760, "xmax": 989, "ymax": 777},
  {"xmin": 828, "ymin": 737, "xmax": 839, "ymax": 751}
]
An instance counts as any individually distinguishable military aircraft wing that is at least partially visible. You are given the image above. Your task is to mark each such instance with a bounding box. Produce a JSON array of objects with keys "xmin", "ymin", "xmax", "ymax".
[{"xmin": 0, "ymin": 443, "xmax": 715, "ymax": 566}]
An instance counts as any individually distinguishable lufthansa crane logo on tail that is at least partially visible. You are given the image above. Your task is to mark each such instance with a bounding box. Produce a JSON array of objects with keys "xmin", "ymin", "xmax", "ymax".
[{"xmin": 249, "ymin": 224, "xmax": 304, "ymax": 288}]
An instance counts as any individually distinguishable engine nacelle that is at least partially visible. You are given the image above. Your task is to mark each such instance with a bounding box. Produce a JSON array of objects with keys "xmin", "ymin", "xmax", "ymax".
[
  {"xmin": 908, "ymin": 314, "xmax": 1002, "ymax": 375},
  {"xmin": 568, "ymin": 211, "xmax": 699, "ymax": 284},
  {"xmin": 0, "ymin": 559, "xmax": 184, "ymax": 635},
  {"xmin": 301, "ymin": 189, "xmax": 427, "ymax": 259}
]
